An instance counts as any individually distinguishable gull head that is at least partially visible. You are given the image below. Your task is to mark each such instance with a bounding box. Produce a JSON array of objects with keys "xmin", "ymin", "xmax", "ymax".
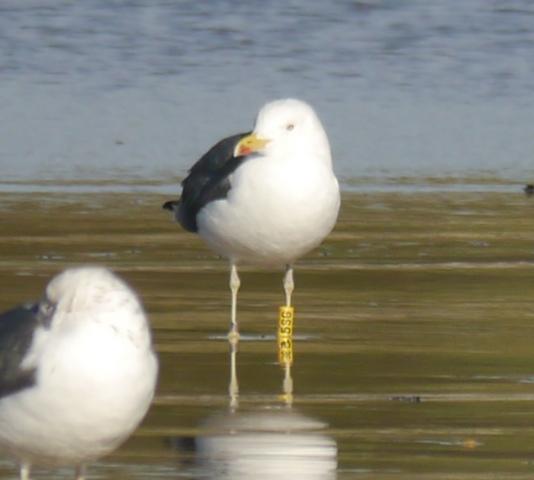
[
  {"xmin": 42, "ymin": 266, "xmax": 147, "ymax": 334},
  {"xmin": 234, "ymin": 98, "xmax": 332, "ymax": 165}
]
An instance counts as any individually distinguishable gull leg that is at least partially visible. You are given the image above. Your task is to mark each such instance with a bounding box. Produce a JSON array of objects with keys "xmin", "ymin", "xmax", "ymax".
[
  {"xmin": 228, "ymin": 339, "xmax": 239, "ymax": 411},
  {"xmin": 228, "ymin": 263, "xmax": 240, "ymax": 342},
  {"xmin": 278, "ymin": 265, "xmax": 295, "ymax": 365},
  {"xmin": 283, "ymin": 265, "xmax": 294, "ymax": 307},
  {"xmin": 20, "ymin": 463, "xmax": 31, "ymax": 480},
  {"xmin": 75, "ymin": 465, "xmax": 86, "ymax": 480}
]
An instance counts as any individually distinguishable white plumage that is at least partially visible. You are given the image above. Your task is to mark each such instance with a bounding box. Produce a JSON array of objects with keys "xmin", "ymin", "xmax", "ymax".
[
  {"xmin": 164, "ymin": 98, "xmax": 340, "ymax": 337},
  {"xmin": 199, "ymin": 101, "xmax": 339, "ymax": 265},
  {"xmin": 0, "ymin": 266, "xmax": 158, "ymax": 480}
]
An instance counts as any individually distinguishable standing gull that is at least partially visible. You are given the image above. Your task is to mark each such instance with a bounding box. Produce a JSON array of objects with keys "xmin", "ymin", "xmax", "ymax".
[
  {"xmin": 0, "ymin": 266, "xmax": 158, "ymax": 480},
  {"xmin": 164, "ymin": 98, "xmax": 340, "ymax": 339}
]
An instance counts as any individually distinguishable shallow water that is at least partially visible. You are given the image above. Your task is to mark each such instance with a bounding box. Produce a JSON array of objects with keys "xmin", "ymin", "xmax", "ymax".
[{"xmin": 1, "ymin": 189, "xmax": 534, "ymax": 478}]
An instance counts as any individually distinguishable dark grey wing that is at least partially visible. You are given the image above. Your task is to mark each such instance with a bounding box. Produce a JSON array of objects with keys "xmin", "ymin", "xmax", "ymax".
[
  {"xmin": 0, "ymin": 303, "xmax": 39, "ymax": 398},
  {"xmin": 163, "ymin": 132, "xmax": 251, "ymax": 233}
]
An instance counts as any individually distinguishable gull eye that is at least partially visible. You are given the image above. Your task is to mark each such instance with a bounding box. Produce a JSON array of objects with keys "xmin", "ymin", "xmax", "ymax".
[
  {"xmin": 286, "ymin": 123, "xmax": 294, "ymax": 131},
  {"xmin": 40, "ymin": 301, "xmax": 52, "ymax": 315},
  {"xmin": 38, "ymin": 298, "xmax": 56, "ymax": 328}
]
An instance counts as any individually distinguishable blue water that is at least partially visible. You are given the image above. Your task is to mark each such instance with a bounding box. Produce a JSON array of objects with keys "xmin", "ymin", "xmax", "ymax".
[{"xmin": 0, "ymin": 0, "xmax": 533, "ymax": 187}]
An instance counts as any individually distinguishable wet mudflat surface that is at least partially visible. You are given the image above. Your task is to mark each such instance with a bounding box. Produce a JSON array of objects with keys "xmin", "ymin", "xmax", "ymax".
[{"xmin": 1, "ymin": 189, "xmax": 534, "ymax": 479}]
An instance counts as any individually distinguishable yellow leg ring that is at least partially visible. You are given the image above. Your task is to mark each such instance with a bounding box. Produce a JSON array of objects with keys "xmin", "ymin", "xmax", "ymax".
[
  {"xmin": 278, "ymin": 306, "xmax": 294, "ymax": 337},
  {"xmin": 278, "ymin": 306, "xmax": 294, "ymax": 365}
]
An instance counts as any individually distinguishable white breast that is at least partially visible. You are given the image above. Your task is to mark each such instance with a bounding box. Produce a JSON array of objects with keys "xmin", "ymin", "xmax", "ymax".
[{"xmin": 198, "ymin": 154, "xmax": 340, "ymax": 265}]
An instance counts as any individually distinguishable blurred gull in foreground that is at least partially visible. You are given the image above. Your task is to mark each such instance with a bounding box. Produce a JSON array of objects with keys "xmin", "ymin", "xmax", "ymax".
[{"xmin": 0, "ymin": 266, "xmax": 158, "ymax": 480}]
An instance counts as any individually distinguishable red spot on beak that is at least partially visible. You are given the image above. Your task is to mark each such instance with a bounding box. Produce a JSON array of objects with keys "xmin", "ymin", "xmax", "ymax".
[{"xmin": 238, "ymin": 146, "xmax": 253, "ymax": 156}]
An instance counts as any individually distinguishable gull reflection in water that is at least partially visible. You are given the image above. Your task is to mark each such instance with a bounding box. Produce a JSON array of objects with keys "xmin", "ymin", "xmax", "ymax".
[
  {"xmin": 228, "ymin": 328, "xmax": 294, "ymax": 410},
  {"xmin": 195, "ymin": 408, "xmax": 337, "ymax": 480},
  {"xmin": 175, "ymin": 336, "xmax": 337, "ymax": 480}
]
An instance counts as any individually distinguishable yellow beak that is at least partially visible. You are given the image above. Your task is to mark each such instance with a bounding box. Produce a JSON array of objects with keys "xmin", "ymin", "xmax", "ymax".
[{"xmin": 234, "ymin": 133, "xmax": 270, "ymax": 157}]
